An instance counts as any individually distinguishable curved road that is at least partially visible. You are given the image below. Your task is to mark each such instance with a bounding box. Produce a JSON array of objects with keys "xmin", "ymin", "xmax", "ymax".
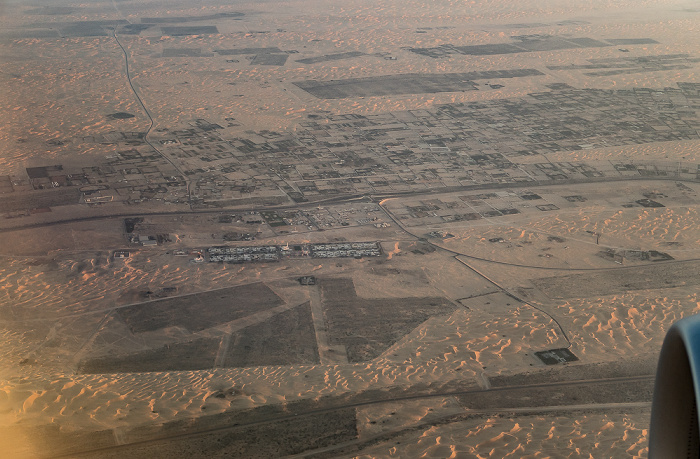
[
  {"xmin": 376, "ymin": 197, "xmax": 576, "ymax": 348},
  {"xmin": 111, "ymin": 29, "xmax": 192, "ymax": 208}
]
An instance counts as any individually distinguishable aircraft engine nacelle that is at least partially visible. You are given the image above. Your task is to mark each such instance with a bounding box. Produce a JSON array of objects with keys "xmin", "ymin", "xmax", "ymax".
[{"xmin": 650, "ymin": 314, "xmax": 700, "ymax": 458}]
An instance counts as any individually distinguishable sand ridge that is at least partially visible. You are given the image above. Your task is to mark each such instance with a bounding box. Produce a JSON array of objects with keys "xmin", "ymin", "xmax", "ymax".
[
  {"xmin": 352, "ymin": 410, "xmax": 650, "ymax": 458},
  {"xmin": 2, "ymin": 0, "xmax": 700, "ymax": 456}
]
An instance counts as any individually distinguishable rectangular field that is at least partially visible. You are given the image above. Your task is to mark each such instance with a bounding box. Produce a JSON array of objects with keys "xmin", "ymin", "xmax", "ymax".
[
  {"xmin": 532, "ymin": 261, "xmax": 700, "ymax": 299},
  {"xmin": 117, "ymin": 282, "xmax": 283, "ymax": 333},
  {"xmin": 294, "ymin": 70, "xmax": 544, "ymax": 99}
]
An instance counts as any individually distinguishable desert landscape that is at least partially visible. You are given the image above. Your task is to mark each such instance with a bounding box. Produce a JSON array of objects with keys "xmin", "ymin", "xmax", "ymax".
[{"xmin": 2, "ymin": 0, "xmax": 700, "ymax": 457}]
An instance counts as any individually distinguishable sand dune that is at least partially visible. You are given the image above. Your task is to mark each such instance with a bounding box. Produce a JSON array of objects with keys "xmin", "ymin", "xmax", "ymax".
[
  {"xmin": 551, "ymin": 290, "xmax": 700, "ymax": 360},
  {"xmin": 437, "ymin": 205, "xmax": 700, "ymax": 269},
  {"xmin": 353, "ymin": 410, "xmax": 650, "ymax": 458},
  {"xmin": 0, "ymin": 294, "xmax": 569, "ymax": 432},
  {"xmin": 2, "ymin": 0, "xmax": 699, "ymax": 455}
]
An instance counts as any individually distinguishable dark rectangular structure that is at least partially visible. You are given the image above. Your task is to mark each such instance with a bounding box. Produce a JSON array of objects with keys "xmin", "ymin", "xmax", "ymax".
[
  {"xmin": 605, "ymin": 38, "xmax": 660, "ymax": 45},
  {"xmin": 26, "ymin": 165, "xmax": 63, "ymax": 179},
  {"xmin": 296, "ymin": 51, "xmax": 367, "ymax": 64},
  {"xmin": 409, "ymin": 37, "xmax": 656, "ymax": 58},
  {"xmin": 161, "ymin": 26, "xmax": 219, "ymax": 36},
  {"xmin": 535, "ymin": 348, "xmax": 579, "ymax": 365},
  {"xmin": 214, "ymin": 47, "xmax": 282, "ymax": 55},
  {"xmin": 251, "ymin": 54, "xmax": 288, "ymax": 66},
  {"xmin": 294, "ymin": 69, "xmax": 544, "ymax": 99},
  {"xmin": 142, "ymin": 13, "xmax": 243, "ymax": 23}
]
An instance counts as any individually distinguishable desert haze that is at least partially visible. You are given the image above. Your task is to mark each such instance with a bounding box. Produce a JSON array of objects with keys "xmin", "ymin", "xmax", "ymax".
[{"xmin": 1, "ymin": 0, "xmax": 700, "ymax": 457}]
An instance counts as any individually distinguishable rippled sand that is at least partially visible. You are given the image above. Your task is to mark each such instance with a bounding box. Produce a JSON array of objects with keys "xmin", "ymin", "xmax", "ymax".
[
  {"xmin": 354, "ymin": 411, "xmax": 650, "ymax": 458},
  {"xmin": 2, "ymin": 0, "xmax": 699, "ymax": 455},
  {"xmin": 556, "ymin": 291, "xmax": 700, "ymax": 360}
]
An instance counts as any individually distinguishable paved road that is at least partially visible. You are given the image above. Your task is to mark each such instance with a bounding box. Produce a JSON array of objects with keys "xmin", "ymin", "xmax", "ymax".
[
  {"xmin": 0, "ymin": 174, "xmax": 693, "ymax": 234},
  {"xmin": 111, "ymin": 29, "xmax": 193, "ymax": 208},
  {"xmin": 287, "ymin": 402, "xmax": 652, "ymax": 458},
  {"xmin": 50, "ymin": 374, "xmax": 654, "ymax": 458}
]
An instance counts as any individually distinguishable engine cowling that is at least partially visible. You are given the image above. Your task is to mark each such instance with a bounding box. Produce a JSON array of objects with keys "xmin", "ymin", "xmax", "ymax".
[{"xmin": 650, "ymin": 314, "xmax": 700, "ymax": 458}]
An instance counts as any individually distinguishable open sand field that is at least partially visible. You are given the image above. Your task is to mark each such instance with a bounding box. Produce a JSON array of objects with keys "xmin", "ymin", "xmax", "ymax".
[{"xmin": 2, "ymin": 0, "xmax": 700, "ymax": 457}]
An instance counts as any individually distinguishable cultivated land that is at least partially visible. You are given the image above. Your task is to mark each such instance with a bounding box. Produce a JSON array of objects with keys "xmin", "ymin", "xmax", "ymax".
[{"xmin": 2, "ymin": 0, "xmax": 700, "ymax": 457}]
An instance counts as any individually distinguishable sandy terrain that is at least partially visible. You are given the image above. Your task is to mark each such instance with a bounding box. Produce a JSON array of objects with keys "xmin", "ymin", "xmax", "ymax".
[
  {"xmin": 353, "ymin": 410, "xmax": 650, "ymax": 458},
  {"xmin": 2, "ymin": 1, "xmax": 699, "ymax": 175},
  {"xmin": 2, "ymin": 0, "xmax": 700, "ymax": 457}
]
